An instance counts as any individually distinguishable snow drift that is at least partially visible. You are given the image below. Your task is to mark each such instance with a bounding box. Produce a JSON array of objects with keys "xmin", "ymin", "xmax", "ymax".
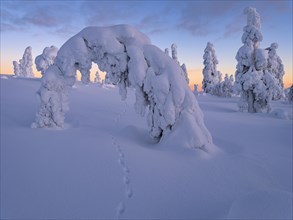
[
  {"xmin": 32, "ymin": 25, "xmax": 213, "ymax": 149},
  {"xmin": 1, "ymin": 76, "xmax": 292, "ymax": 219}
]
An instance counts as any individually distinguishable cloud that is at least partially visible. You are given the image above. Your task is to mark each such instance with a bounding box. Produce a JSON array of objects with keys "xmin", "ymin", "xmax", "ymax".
[
  {"xmin": 224, "ymin": 13, "xmax": 244, "ymax": 38},
  {"xmin": 0, "ymin": 1, "xmax": 79, "ymax": 34},
  {"xmin": 177, "ymin": 1, "xmax": 238, "ymax": 37},
  {"xmin": 0, "ymin": 23, "xmax": 21, "ymax": 32},
  {"xmin": 137, "ymin": 13, "xmax": 171, "ymax": 35},
  {"xmin": 81, "ymin": 1, "xmax": 142, "ymax": 26},
  {"xmin": 23, "ymin": 10, "xmax": 59, "ymax": 27}
]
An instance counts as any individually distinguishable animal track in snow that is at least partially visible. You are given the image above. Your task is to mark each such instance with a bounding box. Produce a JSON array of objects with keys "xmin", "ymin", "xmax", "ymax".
[{"xmin": 111, "ymin": 101, "xmax": 134, "ymax": 219}]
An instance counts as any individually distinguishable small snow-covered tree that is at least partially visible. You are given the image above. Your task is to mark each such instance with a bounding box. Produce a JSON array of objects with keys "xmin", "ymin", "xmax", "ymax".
[
  {"xmin": 202, "ymin": 42, "xmax": 221, "ymax": 94},
  {"xmin": 181, "ymin": 63, "xmax": 189, "ymax": 84},
  {"xmin": 13, "ymin": 46, "xmax": 34, "ymax": 78},
  {"xmin": 13, "ymin": 61, "xmax": 21, "ymax": 76},
  {"xmin": 35, "ymin": 46, "xmax": 58, "ymax": 75},
  {"xmin": 169, "ymin": 43, "xmax": 189, "ymax": 84},
  {"xmin": 286, "ymin": 85, "xmax": 293, "ymax": 103},
  {"xmin": 171, "ymin": 43, "xmax": 179, "ymax": 64},
  {"xmin": 94, "ymin": 71, "xmax": 101, "ymax": 84},
  {"xmin": 164, "ymin": 48, "xmax": 169, "ymax": 56},
  {"xmin": 235, "ymin": 7, "xmax": 278, "ymax": 113},
  {"xmin": 32, "ymin": 25, "xmax": 213, "ymax": 150},
  {"xmin": 266, "ymin": 43, "xmax": 285, "ymax": 100},
  {"xmin": 221, "ymin": 74, "xmax": 234, "ymax": 97},
  {"xmin": 193, "ymin": 84, "xmax": 199, "ymax": 96},
  {"xmin": 20, "ymin": 46, "xmax": 34, "ymax": 77}
]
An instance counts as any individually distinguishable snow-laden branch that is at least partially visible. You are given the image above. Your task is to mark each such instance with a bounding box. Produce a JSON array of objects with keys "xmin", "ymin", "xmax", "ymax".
[{"xmin": 32, "ymin": 25, "xmax": 213, "ymax": 149}]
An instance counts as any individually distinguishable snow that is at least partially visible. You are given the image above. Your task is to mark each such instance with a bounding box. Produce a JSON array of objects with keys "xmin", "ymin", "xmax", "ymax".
[
  {"xmin": 33, "ymin": 24, "xmax": 211, "ymax": 149},
  {"xmin": 1, "ymin": 76, "xmax": 292, "ymax": 219},
  {"xmin": 35, "ymin": 45, "xmax": 58, "ymax": 75}
]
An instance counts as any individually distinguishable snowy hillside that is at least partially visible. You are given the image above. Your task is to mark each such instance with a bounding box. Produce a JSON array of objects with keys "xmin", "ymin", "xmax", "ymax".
[{"xmin": 1, "ymin": 76, "xmax": 292, "ymax": 219}]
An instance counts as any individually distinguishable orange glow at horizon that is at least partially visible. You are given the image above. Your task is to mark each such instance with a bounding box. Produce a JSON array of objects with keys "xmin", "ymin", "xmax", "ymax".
[{"xmin": 1, "ymin": 63, "xmax": 292, "ymax": 90}]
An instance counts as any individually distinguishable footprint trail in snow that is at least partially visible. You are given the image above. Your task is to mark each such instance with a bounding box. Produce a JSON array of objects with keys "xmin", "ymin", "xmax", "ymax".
[{"xmin": 111, "ymin": 101, "xmax": 133, "ymax": 219}]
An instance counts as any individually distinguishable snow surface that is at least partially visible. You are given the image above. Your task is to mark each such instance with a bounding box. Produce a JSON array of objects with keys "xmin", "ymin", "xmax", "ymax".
[{"xmin": 1, "ymin": 76, "xmax": 292, "ymax": 219}]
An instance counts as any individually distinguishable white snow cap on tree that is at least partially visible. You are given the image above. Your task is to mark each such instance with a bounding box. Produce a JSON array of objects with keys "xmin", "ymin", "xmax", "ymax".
[
  {"xmin": 266, "ymin": 43, "xmax": 285, "ymax": 100},
  {"xmin": 32, "ymin": 25, "xmax": 213, "ymax": 150},
  {"xmin": 202, "ymin": 42, "xmax": 221, "ymax": 94},
  {"xmin": 13, "ymin": 46, "xmax": 34, "ymax": 78},
  {"xmin": 242, "ymin": 7, "xmax": 263, "ymax": 46},
  {"xmin": 35, "ymin": 46, "xmax": 58, "ymax": 75}
]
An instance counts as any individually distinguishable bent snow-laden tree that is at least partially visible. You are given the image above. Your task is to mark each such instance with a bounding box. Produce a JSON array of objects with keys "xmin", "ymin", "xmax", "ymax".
[{"xmin": 32, "ymin": 25, "xmax": 213, "ymax": 149}]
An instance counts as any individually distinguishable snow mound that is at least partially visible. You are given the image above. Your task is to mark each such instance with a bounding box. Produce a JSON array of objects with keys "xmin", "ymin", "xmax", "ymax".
[
  {"xmin": 1, "ymin": 75, "xmax": 9, "ymax": 80},
  {"xmin": 227, "ymin": 189, "xmax": 292, "ymax": 219},
  {"xmin": 270, "ymin": 108, "xmax": 289, "ymax": 120}
]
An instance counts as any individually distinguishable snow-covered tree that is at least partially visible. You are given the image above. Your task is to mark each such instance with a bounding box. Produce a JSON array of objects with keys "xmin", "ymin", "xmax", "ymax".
[
  {"xmin": 13, "ymin": 46, "xmax": 34, "ymax": 78},
  {"xmin": 235, "ymin": 7, "xmax": 278, "ymax": 113},
  {"xmin": 266, "ymin": 43, "xmax": 285, "ymax": 100},
  {"xmin": 35, "ymin": 46, "xmax": 58, "ymax": 75},
  {"xmin": 193, "ymin": 84, "xmax": 199, "ymax": 96},
  {"xmin": 221, "ymin": 74, "xmax": 234, "ymax": 97},
  {"xmin": 20, "ymin": 46, "xmax": 34, "ymax": 77},
  {"xmin": 94, "ymin": 71, "xmax": 101, "ymax": 84},
  {"xmin": 169, "ymin": 43, "xmax": 190, "ymax": 84},
  {"xmin": 202, "ymin": 42, "xmax": 221, "ymax": 94},
  {"xmin": 32, "ymin": 25, "xmax": 213, "ymax": 150},
  {"xmin": 13, "ymin": 61, "xmax": 21, "ymax": 76},
  {"xmin": 171, "ymin": 43, "xmax": 179, "ymax": 64},
  {"xmin": 181, "ymin": 63, "xmax": 189, "ymax": 84},
  {"xmin": 164, "ymin": 48, "xmax": 169, "ymax": 56},
  {"xmin": 285, "ymin": 85, "xmax": 293, "ymax": 103}
]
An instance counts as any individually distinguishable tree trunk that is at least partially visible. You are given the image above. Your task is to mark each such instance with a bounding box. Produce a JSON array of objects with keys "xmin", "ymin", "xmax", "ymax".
[{"xmin": 247, "ymin": 90, "xmax": 256, "ymax": 113}]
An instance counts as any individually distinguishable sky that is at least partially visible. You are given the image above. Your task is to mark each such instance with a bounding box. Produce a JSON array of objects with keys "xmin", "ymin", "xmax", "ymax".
[{"xmin": 0, "ymin": 0, "xmax": 292, "ymax": 89}]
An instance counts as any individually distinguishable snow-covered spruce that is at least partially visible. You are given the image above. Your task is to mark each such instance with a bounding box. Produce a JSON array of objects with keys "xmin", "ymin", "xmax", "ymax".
[
  {"xmin": 171, "ymin": 43, "xmax": 179, "ymax": 64},
  {"xmin": 13, "ymin": 61, "xmax": 21, "ymax": 77},
  {"xmin": 181, "ymin": 63, "xmax": 190, "ymax": 84},
  {"xmin": 286, "ymin": 85, "xmax": 293, "ymax": 103},
  {"xmin": 33, "ymin": 25, "xmax": 213, "ymax": 149},
  {"xmin": 202, "ymin": 42, "xmax": 222, "ymax": 94},
  {"xmin": 170, "ymin": 43, "xmax": 189, "ymax": 84},
  {"xmin": 213, "ymin": 74, "xmax": 234, "ymax": 98},
  {"xmin": 35, "ymin": 46, "xmax": 58, "ymax": 75},
  {"xmin": 235, "ymin": 7, "xmax": 278, "ymax": 113},
  {"xmin": 266, "ymin": 43, "xmax": 285, "ymax": 100},
  {"xmin": 13, "ymin": 46, "xmax": 34, "ymax": 78}
]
